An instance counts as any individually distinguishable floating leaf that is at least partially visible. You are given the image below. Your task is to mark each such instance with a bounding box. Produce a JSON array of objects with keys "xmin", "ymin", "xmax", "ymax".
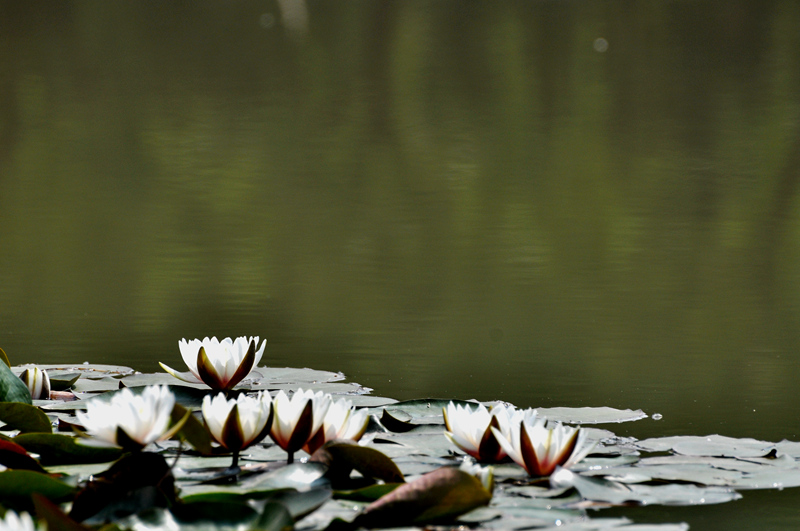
[
  {"xmin": 536, "ymin": 407, "xmax": 648, "ymax": 425},
  {"xmin": 0, "ymin": 469, "xmax": 75, "ymax": 504},
  {"xmin": 334, "ymin": 483, "xmax": 401, "ymax": 502},
  {"xmin": 353, "ymin": 466, "xmax": 491, "ymax": 527},
  {"xmin": 69, "ymin": 451, "xmax": 176, "ymax": 523},
  {"xmin": 550, "ymin": 467, "xmax": 741, "ymax": 506},
  {"xmin": 114, "ymin": 500, "xmax": 295, "ymax": 531},
  {"xmin": 48, "ymin": 373, "xmax": 82, "ymax": 392},
  {"xmin": 0, "ymin": 438, "xmax": 46, "ymax": 472},
  {"xmin": 46, "ymin": 384, "xmax": 207, "ymax": 411},
  {"xmin": 183, "ymin": 486, "xmax": 331, "ymax": 521},
  {"xmin": 171, "ymin": 403, "xmax": 213, "ymax": 454},
  {"xmin": 13, "ymin": 433, "xmax": 122, "ymax": 465},
  {"xmin": 311, "ymin": 440, "xmax": 404, "ymax": 486},
  {"xmin": 0, "ymin": 358, "xmax": 33, "ymax": 404},
  {"xmin": 379, "ymin": 409, "xmax": 416, "ymax": 433},
  {"xmin": 0, "ymin": 402, "xmax": 52, "ymax": 433},
  {"xmin": 635, "ymin": 435, "xmax": 774, "ymax": 458}
]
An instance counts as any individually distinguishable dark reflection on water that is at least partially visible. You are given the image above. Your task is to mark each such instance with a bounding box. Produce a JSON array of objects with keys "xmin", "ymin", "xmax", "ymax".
[{"xmin": 2, "ymin": 2, "xmax": 800, "ymax": 527}]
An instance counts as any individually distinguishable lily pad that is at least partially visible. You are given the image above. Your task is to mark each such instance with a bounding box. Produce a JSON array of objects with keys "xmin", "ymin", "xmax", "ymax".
[
  {"xmin": 536, "ymin": 407, "xmax": 649, "ymax": 425},
  {"xmin": 0, "ymin": 402, "xmax": 52, "ymax": 433},
  {"xmin": 13, "ymin": 433, "xmax": 122, "ymax": 465},
  {"xmin": 0, "ymin": 360, "xmax": 33, "ymax": 404},
  {"xmin": 311, "ymin": 440, "xmax": 404, "ymax": 485},
  {"xmin": 352, "ymin": 466, "xmax": 492, "ymax": 527},
  {"xmin": 0, "ymin": 438, "xmax": 46, "ymax": 472},
  {"xmin": 634, "ymin": 435, "xmax": 774, "ymax": 458},
  {"xmin": 0, "ymin": 469, "xmax": 76, "ymax": 504},
  {"xmin": 550, "ymin": 467, "xmax": 742, "ymax": 506}
]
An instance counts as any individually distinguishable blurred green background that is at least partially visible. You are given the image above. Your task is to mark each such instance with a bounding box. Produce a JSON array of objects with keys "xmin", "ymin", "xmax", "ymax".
[{"xmin": 2, "ymin": 2, "xmax": 800, "ymax": 526}]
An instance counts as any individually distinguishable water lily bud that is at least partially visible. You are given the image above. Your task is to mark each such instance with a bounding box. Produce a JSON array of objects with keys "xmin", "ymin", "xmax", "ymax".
[
  {"xmin": 202, "ymin": 391, "xmax": 273, "ymax": 453},
  {"xmin": 19, "ymin": 366, "xmax": 50, "ymax": 400},
  {"xmin": 160, "ymin": 336, "xmax": 266, "ymax": 391},
  {"xmin": 76, "ymin": 385, "xmax": 176, "ymax": 451}
]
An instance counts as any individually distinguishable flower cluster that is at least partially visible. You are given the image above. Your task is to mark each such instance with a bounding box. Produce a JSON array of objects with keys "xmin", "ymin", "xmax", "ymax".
[{"xmin": 443, "ymin": 401, "xmax": 594, "ymax": 477}]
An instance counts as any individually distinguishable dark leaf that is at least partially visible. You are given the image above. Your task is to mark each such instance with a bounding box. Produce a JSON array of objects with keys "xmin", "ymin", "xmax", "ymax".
[
  {"xmin": 171, "ymin": 403, "xmax": 213, "ymax": 455},
  {"xmin": 70, "ymin": 452, "xmax": 176, "ymax": 523},
  {"xmin": 353, "ymin": 466, "xmax": 491, "ymax": 528},
  {"xmin": 311, "ymin": 440, "xmax": 404, "ymax": 487},
  {"xmin": 0, "ymin": 438, "xmax": 46, "ymax": 472},
  {"xmin": 0, "ymin": 358, "xmax": 33, "ymax": 404},
  {"xmin": 0, "ymin": 402, "xmax": 52, "ymax": 433},
  {"xmin": 14, "ymin": 433, "xmax": 122, "ymax": 465},
  {"xmin": 0, "ymin": 470, "xmax": 75, "ymax": 505},
  {"xmin": 32, "ymin": 493, "xmax": 92, "ymax": 531}
]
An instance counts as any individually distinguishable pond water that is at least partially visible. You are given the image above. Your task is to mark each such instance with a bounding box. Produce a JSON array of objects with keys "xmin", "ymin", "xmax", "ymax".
[{"xmin": 2, "ymin": 1, "xmax": 800, "ymax": 528}]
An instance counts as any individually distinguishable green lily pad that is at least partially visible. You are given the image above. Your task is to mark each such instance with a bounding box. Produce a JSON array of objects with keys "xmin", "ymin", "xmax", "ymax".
[
  {"xmin": 311, "ymin": 440, "xmax": 404, "ymax": 485},
  {"xmin": 0, "ymin": 402, "xmax": 52, "ymax": 433},
  {"xmin": 550, "ymin": 467, "xmax": 742, "ymax": 506},
  {"xmin": 536, "ymin": 407, "xmax": 649, "ymax": 425},
  {"xmin": 334, "ymin": 483, "xmax": 402, "ymax": 502},
  {"xmin": 171, "ymin": 403, "xmax": 213, "ymax": 454},
  {"xmin": 13, "ymin": 433, "xmax": 122, "ymax": 465},
  {"xmin": 0, "ymin": 469, "xmax": 76, "ymax": 503},
  {"xmin": 0, "ymin": 359, "xmax": 33, "ymax": 404},
  {"xmin": 635, "ymin": 435, "xmax": 774, "ymax": 458},
  {"xmin": 44, "ymin": 385, "xmax": 208, "ymax": 411},
  {"xmin": 114, "ymin": 500, "xmax": 294, "ymax": 531}
]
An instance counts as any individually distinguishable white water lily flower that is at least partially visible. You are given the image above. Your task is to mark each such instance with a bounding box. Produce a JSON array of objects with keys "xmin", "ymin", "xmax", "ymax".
[
  {"xmin": 0, "ymin": 511, "xmax": 41, "ymax": 531},
  {"xmin": 492, "ymin": 414, "xmax": 594, "ymax": 477},
  {"xmin": 76, "ymin": 385, "xmax": 176, "ymax": 451},
  {"xmin": 303, "ymin": 397, "xmax": 370, "ymax": 454},
  {"xmin": 19, "ymin": 366, "xmax": 50, "ymax": 400},
  {"xmin": 202, "ymin": 392, "xmax": 273, "ymax": 456},
  {"xmin": 270, "ymin": 388, "xmax": 331, "ymax": 463},
  {"xmin": 160, "ymin": 336, "xmax": 266, "ymax": 391},
  {"xmin": 443, "ymin": 402, "xmax": 526, "ymax": 462},
  {"xmin": 459, "ymin": 459, "xmax": 495, "ymax": 494}
]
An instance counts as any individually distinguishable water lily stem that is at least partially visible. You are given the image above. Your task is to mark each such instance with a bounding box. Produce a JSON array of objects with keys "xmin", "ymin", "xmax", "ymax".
[
  {"xmin": 231, "ymin": 449, "xmax": 240, "ymax": 469},
  {"xmin": 287, "ymin": 451, "xmax": 294, "ymax": 464}
]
